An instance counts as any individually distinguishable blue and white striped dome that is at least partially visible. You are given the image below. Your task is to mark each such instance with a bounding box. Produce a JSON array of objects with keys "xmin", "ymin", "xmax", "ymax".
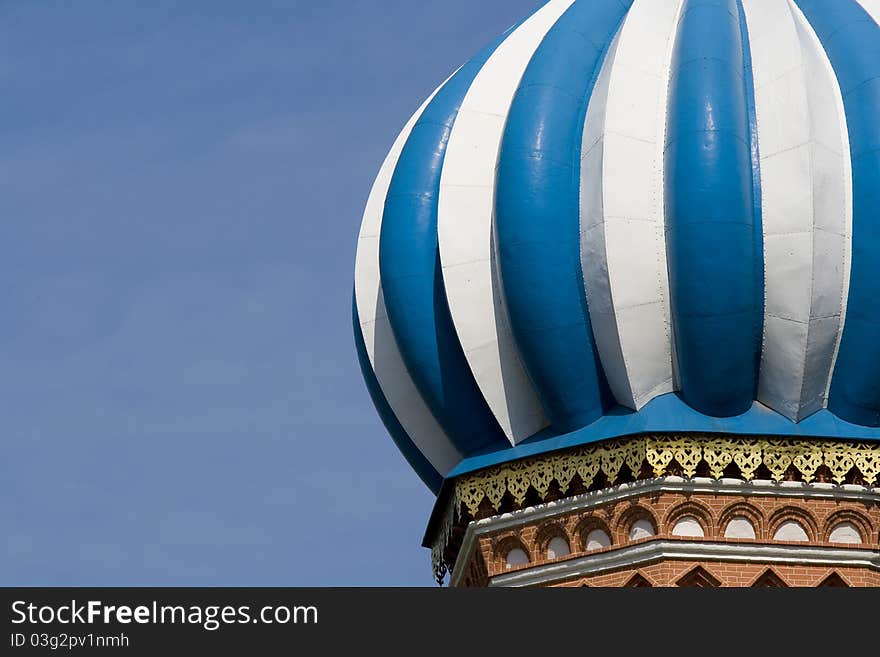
[{"xmin": 353, "ymin": 0, "xmax": 880, "ymax": 492}]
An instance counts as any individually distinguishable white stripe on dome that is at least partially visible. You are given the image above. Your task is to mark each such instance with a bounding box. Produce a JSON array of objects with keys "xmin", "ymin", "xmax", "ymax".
[
  {"xmin": 437, "ymin": 1, "xmax": 576, "ymax": 443},
  {"xmin": 579, "ymin": 0, "xmax": 682, "ymax": 411},
  {"xmin": 855, "ymin": 0, "xmax": 880, "ymax": 26},
  {"xmin": 743, "ymin": 0, "xmax": 852, "ymax": 421},
  {"xmin": 792, "ymin": 1, "xmax": 854, "ymax": 414},
  {"xmin": 354, "ymin": 79, "xmax": 462, "ymax": 474}
]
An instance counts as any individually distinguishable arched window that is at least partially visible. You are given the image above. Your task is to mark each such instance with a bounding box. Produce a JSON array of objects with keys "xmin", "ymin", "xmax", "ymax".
[
  {"xmin": 676, "ymin": 566, "xmax": 721, "ymax": 587},
  {"xmin": 624, "ymin": 573, "xmax": 653, "ymax": 587},
  {"xmin": 818, "ymin": 573, "xmax": 849, "ymax": 587},
  {"xmin": 773, "ymin": 520, "xmax": 809, "ymax": 542},
  {"xmin": 585, "ymin": 529, "xmax": 612, "ymax": 551},
  {"xmin": 505, "ymin": 548, "xmax": 529, "ymax": 569},
  {"xmin": 724, "ymin": 516, "xmax": 757, "ymax": 540},
  {"xmin": 718, "ymin": 502, "xmax": 763, "ymax": 540},
  {"xmin": 828, "ymin": 522, "xmax": 862, "ymax": 545},
  {"xmin": 629, "ymin": 518, "xmax": 656, "ymax": 541},
  {"xmin": 546, "ymin": 536, "xmax": 571, "ymax": 560},
  {"xmin": 752, "ymin": 569, "xmax": 788, "ymax": 588},
  {"xmin": 671, "ymin": 516, "xmax": 705, "ymax": 538}
]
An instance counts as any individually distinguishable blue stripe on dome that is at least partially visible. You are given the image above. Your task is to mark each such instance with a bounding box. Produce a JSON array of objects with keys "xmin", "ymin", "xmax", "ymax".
[
  {"xmin": 735, "ymin": 0, "xmax": 764, "ymax": 379},
  {"xmin": 352, "ymin": 295, "xmax": 443, "ymax": 493},
  {"xmin": 795, "ymin": 0, "xmax": 880, "ymax": 427},
  {"xmin": 664, "ymin": 0, "xmax": 762, "ymax": 417},
  {"xmin": 495, "ymin": 0, "xmax": 630, "ymax": 434},
  {"xmin": 378, "ymin": 32, "xmax": 516, "ymax": 454}
]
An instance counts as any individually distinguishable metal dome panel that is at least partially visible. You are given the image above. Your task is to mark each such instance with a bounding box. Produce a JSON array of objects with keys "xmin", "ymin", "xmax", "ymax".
[{"xmin": 354, "ymin": 0, "xmax": 880, "ymax": 489}]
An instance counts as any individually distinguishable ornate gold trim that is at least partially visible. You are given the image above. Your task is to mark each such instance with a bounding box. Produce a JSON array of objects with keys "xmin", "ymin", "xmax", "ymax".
[
  {"xmin": 455, "ymin": 436, "xmax": 878, "ymax": 516},
  {"xmin": 429, "ymin": 435, "xmax": 880, "ymax": 583}
]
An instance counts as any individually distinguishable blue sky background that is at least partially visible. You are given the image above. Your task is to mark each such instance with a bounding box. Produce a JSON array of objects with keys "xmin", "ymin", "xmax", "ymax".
[{"xmin": 0, "ymin": 0, "xmax": 541, "ymax": 586}]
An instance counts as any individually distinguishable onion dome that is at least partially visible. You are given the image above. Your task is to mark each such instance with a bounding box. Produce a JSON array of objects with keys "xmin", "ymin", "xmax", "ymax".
[{"xmin": 353, "ymin": 0, "xmax": 880, "ymax": 492}]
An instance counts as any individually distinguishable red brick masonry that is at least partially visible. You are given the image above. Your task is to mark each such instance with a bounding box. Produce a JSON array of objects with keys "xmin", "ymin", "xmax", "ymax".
[{"xmin": 458, "ymin": 488, "xmax": 880, "ymax": 587}]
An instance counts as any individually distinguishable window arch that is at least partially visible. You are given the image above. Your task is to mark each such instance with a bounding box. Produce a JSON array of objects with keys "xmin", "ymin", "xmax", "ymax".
[
  {"xmin": 817, "ymin": 572, "xmax": 850, "ymax": 587},
  {"xmin": 724, "ymin": 516, "xmax": 757, "ymax": 540},
  {"xmin": 768, "ymin": 507, "xmax": 817, "ymax": 543},
  {"xmin": 773, "ymin": 520, "xmax": 809, "ymax": 542},
  {"xmin": 672, "ymin": 516, "xmax": 706, "ymax": 538},
  {"xmin": 624, "ymin": 573, "xmax": 653, "ymax": 587},
  {"xmin": 822, "ymin": 510, "xmax": 871, "ymax": 545},
  {"xmin": 629, "ymin": 518, "xmax": 657, "ymax": 541},
  {"xmin": 751, "ymin": 569, "xmax": 788, "ymax": 588},
  {"xmin": 828, "ymin": 522, "xmax": 862, "ymax": 545},
  {"xmin": 677, "ymin": 566, "xmax": 721, "ymax": 587},
  {"xmin": 534, "ymin": 522, "xmax": 572, "ymax": 561},
  {"xmin": 576, "ymin": 516, "xmax": 613, "ymax": 552},
  {"xmin": 585, "ymin": 528, "xmax": 612, "ymax": 551},
  {"xmin": 664, "ymin": 500, "xmax": 714, "ymax": 538},
  {"xmin": 505, "ymin": 548, "xmax": 529, "ymax": 569},
  {"xmin": 719, "ymin": 502, "xmax": 764, "ymax": 541},
  {"xmin": 546, "ymin": 536, "xmax": 571, "ymax": 560},
  {"xmin": 494, "ymin": 537, "xmax": 531, "ymax": 571},
  {"xmin": 615, "ymin": 506, "xmax": 658, "ymax": 544}
]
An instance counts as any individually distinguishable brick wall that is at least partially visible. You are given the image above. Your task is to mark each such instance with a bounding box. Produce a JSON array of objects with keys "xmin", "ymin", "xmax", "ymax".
[{"xmin": 457, "ymin": 487, "xmax": 879, "ymax": 587}]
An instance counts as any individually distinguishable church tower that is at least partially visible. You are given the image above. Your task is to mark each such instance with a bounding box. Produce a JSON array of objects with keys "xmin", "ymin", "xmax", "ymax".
[{"xmin": 354, "ymin": 0, "xmax": 880, "ymax": 587}]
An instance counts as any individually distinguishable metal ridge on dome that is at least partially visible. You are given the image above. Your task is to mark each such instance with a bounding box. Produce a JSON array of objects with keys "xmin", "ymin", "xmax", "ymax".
[{"xmin": 353, "ymin": 0, "xmax": 880, "ymax": 493}]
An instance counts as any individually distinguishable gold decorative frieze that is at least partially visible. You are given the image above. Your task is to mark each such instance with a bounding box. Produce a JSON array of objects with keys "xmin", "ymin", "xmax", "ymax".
[{"xmin": 453, "ymin": 436, "xmax": 878, "ymax": 517}]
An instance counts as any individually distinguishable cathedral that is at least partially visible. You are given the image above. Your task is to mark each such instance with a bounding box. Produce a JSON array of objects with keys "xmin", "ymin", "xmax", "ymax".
[{"xmin": 354, "ymin": 0, "xmax": 880, "ymax": 587}]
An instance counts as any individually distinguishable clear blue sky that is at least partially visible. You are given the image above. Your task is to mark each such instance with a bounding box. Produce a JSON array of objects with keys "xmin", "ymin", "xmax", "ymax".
[{"xmin": 0, "ymin": 0, "xmax": 541, "ymax": 586}]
